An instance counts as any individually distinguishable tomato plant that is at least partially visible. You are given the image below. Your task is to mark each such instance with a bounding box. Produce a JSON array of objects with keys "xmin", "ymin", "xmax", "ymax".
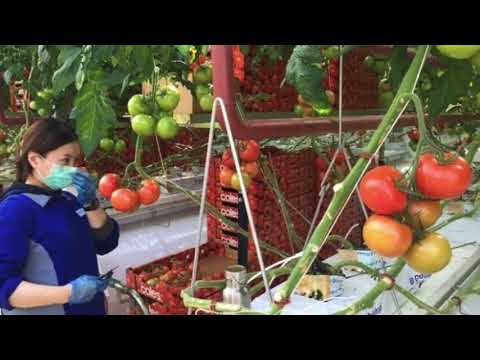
[
  {"xmin": 416, "ymin": 152, "xmax": 472, "ymax": 200},
  {"xmin": 111, "ymin": 188, "xmax": 139, "ymax": 213},
  {"xmin": 156, "ymin": 116, "xmax": 179, "ymax": 140},
  {"xmin": 138, "ymin": 180, "xmax": 161, "ymax": 205},
  {"xmin": 219, "ymin": 167, "xmax": 235, "ymax": 188},
  {"xmin": 359, "ymin": 166, "xmax": 407, "ymax": 215},
  {"xmin": 99, "ymin": 138, "xmax": 115, "ymax": 152},
  {"xmin": 239, "ymin": 140, "xmax": 260, "ymax": 162},
  {"xmin": 407, "ymin": 200, "xmax": 442, "ymax": 229},
  {"xmin": 404, "ymin": 233, "xmax": 452, "ymax": 274},
  {"xmin": 231, "ymin": 172, "xmax": 252, "ymax": 192},
  {"xmin": 156, "ymin": 85, "xmax": 180, "ymax": 112},
  {"xmin": 128, "ymin": 94, "xmax": 152, "ymax": 116},
  {"xmin": 98, "ymin": 173, "xmax": 120, "ymax": 200},
  {"xmin": 222, "ymin": 149, "xmax": 235, "ymax": 169},
  {"xmin": 363, "ymin": 215, "xmax": 413, "ymax": 258},
  {"xmin": 242, "ymin": 162, "xmax": 259, "ymax": 179},
  {"xmin": 131, "ymin": 114, "xmax": 156, "ymax": 137},
  {"xmin": 193, "ymin": 64, "xmax": 213, "ymax": 84}
]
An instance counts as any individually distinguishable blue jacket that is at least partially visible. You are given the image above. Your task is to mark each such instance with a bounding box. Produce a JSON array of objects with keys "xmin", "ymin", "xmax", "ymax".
[{"xmin": 0, "ymin": 184, "xmax": 119, "ymax": 315}]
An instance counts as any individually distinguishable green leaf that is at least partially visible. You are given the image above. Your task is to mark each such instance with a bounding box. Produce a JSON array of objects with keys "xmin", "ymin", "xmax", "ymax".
[
  {"xmin": 75, "ymin": 65, "xmax": 86, "ymax": 91},
  {"xmin": 3, "ymin": 63, "xmax": 23, "ymax": 84},
  {"xmin": 285, "ymin": 45, "xmax": 327, "ymax": 105},
  {"xmin": 174, "ymin": 45, "xmax": 192, "ymax": 58},
  {"xmin": 120, "ymin": 74, "xmax": 130, "ymax": 97},
  {"xmin": 427, "ymin": 59, "xmax": 474, "ymax": 120},
  {"xmin": 91, "ymin": 45, "xmax": 116, "ymax": 64},
  {"xmin": 201, "ymin": 45, "xmax": 210, "ymax": 55},
  {"xmin": 57, "ymin": 46, "xmax": 81, "ymax": 66},
  {"xmin": 70, "ymin": 82, "xmax": 117, "ymax": 156},
  {"xmin": 52, "ymin": 47, "xmax": 82, "ymax": 95},
  {"xmin": 389, "ymin": 45, "xmax": 409, "ymax": 91},
  {"xmin": 132, "ymin": 45, "xmax": 154, "ymax": 78}
]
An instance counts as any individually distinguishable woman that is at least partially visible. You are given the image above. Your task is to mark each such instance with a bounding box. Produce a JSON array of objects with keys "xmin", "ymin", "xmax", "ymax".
[{"xmin": 0, "ymin": 118, "xmax": 119, "ymax": 315}]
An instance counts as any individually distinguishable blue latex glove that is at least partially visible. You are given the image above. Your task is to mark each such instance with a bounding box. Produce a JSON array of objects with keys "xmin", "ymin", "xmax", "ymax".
[
  {"xmin": 72, "ymin": 170, "xmax": 97, "ymax": 207},
  {"xmin": 68, "ymin": 275, "xmax": 109, "ymax": 305}
]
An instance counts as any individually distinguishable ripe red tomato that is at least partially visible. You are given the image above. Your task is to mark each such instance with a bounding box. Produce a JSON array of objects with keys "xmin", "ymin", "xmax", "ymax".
[
  {"xmin": 111, "ymin": 188, "xmax": 139, "ymax": 213},
  {"xmin": 408, "ymin": 128, "xmax": 419, "ymax": 143},
  {"xmin": 359, "ymin": 166, "xmax": 407, "ymax": 215},
  {"xmin": 137, "ymin": 180, "xmax": 161, "ymax": 205},
  {"xmin": 416, "ymin": 152, "xmax": 472, "ymax": 200},
  {"xmin": 98, "ymin": 173, "xmax": 120, "ymax": 200},
  {"xmin": 222, "ymin": 149, "xmax": 236, "ymax": 169},
  {"xmin": 219, "ymin": 167, "xmax": 235, "ymax": 188},
  {"xmin": 242, "ymin": 162, "xmax": 259, "ymax": 178},
  {"xmin": 239, "ymin": 140, "xmax": 260, "ymax": 162},
  {"xmin": 363, "ymin": 215, "xmax": 413, "ymax": 258}
]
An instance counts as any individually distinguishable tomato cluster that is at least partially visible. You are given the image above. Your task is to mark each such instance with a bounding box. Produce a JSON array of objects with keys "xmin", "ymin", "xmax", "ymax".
[
  {"xmin": 99, "ymin": 174, "xmax": 161, "ymax": 213},
  {"xmin": 358, "ymin": 152, "xmax": 472, "ymax": 274},
  {"xmin": 232, "ymin": 45, "xmax": 245, "ymax": 83},
  {"xmin": 240, "ymin": 46, "xmax": 298, "ymax": 113},
  {"xmin": 219, "ymin": 140, "xmax": 261, "ymax": 192}
]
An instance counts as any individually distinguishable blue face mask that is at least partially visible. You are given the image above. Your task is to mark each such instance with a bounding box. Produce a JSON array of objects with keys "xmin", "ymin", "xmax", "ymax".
[{"xmin": 37, "ymin": 158, "xmax": 79, "ymax": 190}]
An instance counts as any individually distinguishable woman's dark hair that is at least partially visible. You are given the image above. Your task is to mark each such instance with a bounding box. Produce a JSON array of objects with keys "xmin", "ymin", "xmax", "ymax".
[{"xmin": 16, "ymin": 118, "xmax": 79, "ymax": 183}]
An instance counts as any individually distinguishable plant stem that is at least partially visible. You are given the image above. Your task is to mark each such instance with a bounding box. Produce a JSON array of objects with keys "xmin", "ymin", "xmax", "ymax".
[
  {"xmin": 428, "ymin": 194, "xmax": 480, "ymax": 233},
  {"xmin": 393, "ymin": 283, "xmax": 444, "ymax": 315},
  {"xmin": 269, "ymin": 46, "xmax": 431, "ymax": 315}
]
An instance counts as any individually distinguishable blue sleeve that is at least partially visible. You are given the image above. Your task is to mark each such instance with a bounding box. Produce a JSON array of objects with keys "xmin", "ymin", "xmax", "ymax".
[
  {"xmin": 0, "ymin": 198, "xmax": 32, "ymax": 310},
  {"xmin": 94, "ymin": 217, "xmax": 119, "ymax": 256}
]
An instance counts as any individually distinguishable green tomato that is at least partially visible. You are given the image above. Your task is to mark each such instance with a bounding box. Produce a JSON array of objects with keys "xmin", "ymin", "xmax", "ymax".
[
  {"xmin": 131, "ymin": 114, "xmax": 156, "ymax": 137},
  {"xmin": 37, "ymin": 89, "xmax": 54, "ymax": 102},
  {"xmin": 99, "ymin": 138, "xmax": 115, "ymax": 152},
  {"xmin": 195, "ymin": 84, "xmax": 211, "ymax": 100},
  {"xmin": 436, "ymin": 45, "xmax": 480, "ymax": 60},
  {"xmin": 128, "ymin": 94, "xmax": 152, "ymax": 117},
  {"xmin": 193, "ymin": 64, "xmax": 213, "ymax": 84},
  {"xmin": 37, "ymin": 108, "xmax": 49, "ymax": 117},
  {"xmin": 379, "ymin": 91, "xmax": 395, "ymax": 108},
  {"xmin": 156, "ymin": 116, "xmax": 179, "ymax": 140},
  {"xmin": 199, "ymin": 94, "xmax": 214, "ymax": 112},
  {"xmin": 29, "ymin": 101, "xmax": 39, "ymax": 110},
  {"xmin": 294, "ymin": 104, "xmax": 304, "ymax": 117},
  {"xmin": 156, "ymin": 85, "xmax": 180, "ymax": 112},
  {"xmin": 114, "ymin": 139, "xmax": 127, "ymax": 153}
]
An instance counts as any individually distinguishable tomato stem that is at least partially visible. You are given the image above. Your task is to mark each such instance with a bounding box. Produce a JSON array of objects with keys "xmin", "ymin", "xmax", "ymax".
[
  {"xmin": 427, "ymin": 193, "xmax": 480, "ymax": 233},
  {"xmin": 392, "ymin": 283, "xmax": 445, "ymax": 315}
]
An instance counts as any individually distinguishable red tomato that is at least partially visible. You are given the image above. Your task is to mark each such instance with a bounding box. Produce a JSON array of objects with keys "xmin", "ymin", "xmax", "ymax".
[
  {"xmin": 219, "ymin": 167, "xmax": 235, "ymax": 188},
  {"xmin": 222, "ymin": 149, "xmax": 236, "ymax": 169},
  {"xmin": 363, "ymin": 215, "xmax": 413, "ymax": 258},
  {"xmin": 239, "ymin": 140, "xmax": 260, "ymax": 162},
  {"xmin": 111, "ymin": 188, "xmax": 139, "ymax": 213},
  {"xmin": 98, "ymin": 173, "xmax": 120, "ymax": 200},
  {"xmin": 137, "ymin": 180, "xmax": 161, "ymax": 205},
  {"xmin": 359, "ymin": 166, "xmax": 407, "ymax": 215},
  {"xmin": 241, "ymin": 162, "xmax": 259, "ymax": 178},
  {"xmin": 416, "ymin": 152, "xmax": 472, "ymax": 200}
]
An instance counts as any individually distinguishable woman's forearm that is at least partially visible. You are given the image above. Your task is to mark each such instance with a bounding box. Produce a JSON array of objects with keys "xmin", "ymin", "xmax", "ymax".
[{"xmin": 9, "ymin": 281, "xmax": 71, "ymax": 308}]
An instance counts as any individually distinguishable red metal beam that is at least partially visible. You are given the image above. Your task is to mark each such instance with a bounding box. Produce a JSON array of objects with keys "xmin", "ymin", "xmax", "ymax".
[{"xmin": 212, "ymin": 45, "xmax": 457, "ymax": 140}]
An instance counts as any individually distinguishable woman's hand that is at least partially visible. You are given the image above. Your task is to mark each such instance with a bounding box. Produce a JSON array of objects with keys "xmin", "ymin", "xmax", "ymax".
[
  {"xmin": 72, "ymin": 170, "xmax": 97, "ymax": 208},
  {"xmin": 67, "ymin": 275, "xmax": 110, "ymax": 305}
]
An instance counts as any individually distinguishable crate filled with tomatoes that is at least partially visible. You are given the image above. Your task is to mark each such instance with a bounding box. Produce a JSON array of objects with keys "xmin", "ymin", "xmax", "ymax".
[{"xmin": 125, "ymin": 242, "xmax": 230, "ymax": 315}]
